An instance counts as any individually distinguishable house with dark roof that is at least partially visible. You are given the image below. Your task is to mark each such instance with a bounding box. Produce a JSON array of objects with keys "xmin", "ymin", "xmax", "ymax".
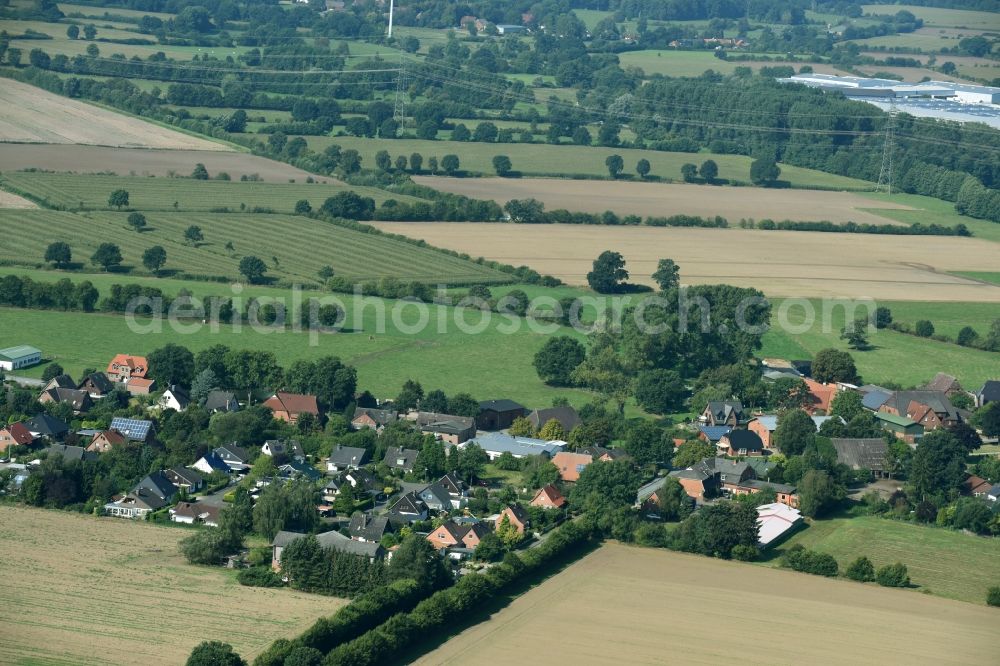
[
  {"xmin": 264, "ymin": 392, "xmax": 320, "ymax": 425},
  {"xmin": 352, "ymin": 407, "xmax": 397, "ymax": 431},
  {"xmin": 41, "ymin": 374, "xmax": 76, "ymax": 393},
  {"xmin": 419, "ymin": 483, "xmax": 455, "ymax": 513},
  {"xmin": 278, "ymin": 460, "xmax": 323, "ymax": 482},
  {"xmin": 436, "ymin": 472, "xmax": 466, "ymax": 501},
  {"xmin": 213, "ymin": 444, "xmax": 251, "ymax": 472},
  {"xmin": 23, "ymin": 414, "xmax": 69, "ymax": 440},
  {"xmin": 193, "ymin": 451, "xmax": 232, "ymax": 475},
  {"xmin": 874, "ymin": 412, "xmax": 924, "ymax": 443},
  {"xmin": 326, "ymin": 445, "xmax": 369, "ymax": 473},
  {"xmin": 719, "ymin": 429, "xmax": 764, "ymax": 456},
  {"xmin": 427, "ymin": 520, "xmax": 489, "ymax": 554},
  {"xmin": 477, "ymin": 399, "xmax": 527, "ymax": 431},
  {"xmin": 879, "ymin": 390, "xmax": 964, "ymax": 430},
  {"xmin": 262, "ymin": 439, "xmax": 305, "ymax": 462},
  {"xmin": 671, "ymin": 457, "xmax": 798, "ymax": 507},
  {"xmin": 920, "ymin": 373, "xmax": 963, "ymax": 396},
  {"xmin": 271, "ymin": 530, "xmax": 383, "ymax": 570},
  {"xmin": 697, "ymin": 425, "xmax": 733, "ymax": 444},
  {"xmin": 388, "ymin": 491, "xmax": 429, "ymax": 524},
  {"xmin": 79, "ymin": 372, "xmax": 114, "ymax": 398},
  {"xmin": 861, "ymin": 389, "xmax": 892, "ymax": 411},
  {"xmin": 467, "ymin": 433, "xmax": 565, "ymax": 460},
  {"xmin": 38, "ymin": 444, "xmax": 97, "ymax": 463},
  {"xmin": 349, "ymin": 512, "xmax": 391, "ymax": 543},
  {"xmin": 700, "ymin": 400, "xmax": 745, "ymax": 427},
  {"xmin": 204, "ymin": 390, "xmax": 239, "ymax": 413},
  {"xmin": 38, "ymin": 387, "xmax": 92, "ymax": 413},
  {"xmin": 830, "ymin": 438, "xmax": 890, "ymax": 476},
  {"xmin": 410, "ymin": 411, "xmax": 476, "ymax": 444},
  {"xmin": 158, "ymin": 385, "xmax": 191, "ymax": 412},
  {"xmin": 134, "ymin": 470, "xmax": 178, "ymax": 503},
  {"xmin": 104, "ymin": 489, "xmax": 169, "ymax": 519},
  {"xmin": 576, "ymin": 446, "xmax": 630, "ymax": 462},
  {"xmin": 170, "ymin": 501, "xmax": 221, "ymax": 526},
  {"xmin": 749, "ymin": 415, "xmax": 841, "ymax": 449},
  {"xmin": 109, "ymin": 417, "xmax": 154, "ymax": 442},
  {"xmin": 382, "ymin": 446, "xmax": 420, "ymax": 474},
  {"xmin": 527, "ymin": 406, "xmax": 582, "ymax": 434},
  {"xmin": 963, "ymin": 474, "xmax": 992, "ymax": 497},
  {"xmin": 531, "ymin": 484, "xmax": 566, "ymax": 509},
  {"xmin": 975, "ymin": 380, "xmax": 1000, "ymax": 408},
  {"xmin": 165, "ymin": 467, "xmax": 204, "ymax": 492},
  {"xmin": 636, "ymin": 476, "xmax": 695, "ymax": 517}
]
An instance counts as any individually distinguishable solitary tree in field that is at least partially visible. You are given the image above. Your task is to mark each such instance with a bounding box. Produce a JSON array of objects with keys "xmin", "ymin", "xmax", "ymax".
[
  {"xmin": 90, "ymin": 243, "xmax": 122, "ymax": 271},
  {"xmin": 700, "ymin": 159, "xmax": 719, "ymax": 183},
  {"xmin": 108, "ymin": 189, "xmax": 129, "ymax": 210},
  {"xmin": 840, "ymin": 318, "xmax": 870, "ymax": 350},
  {"xmin": 441, "ymin": 154, "xmax": 460, "ymax": 175},
  {"xmin": 587, "ymin": 250, "xmax": 629, "ymax": 293},
  {"xmin": 239, "ymin": 256, "xmax": 267, "ymax": 283},
  {"xmin": 681, "ymin": 163, "xmax": 698, "ymax": 182},
  {"xmin": 492, "ymin": 155, "xmax": 513, "ymax": 176},
  {"xmin": 127, "ymin": 212, "xmax": 147, "ymax": 232},
  {"xmin": 636, "ymin": 158, "xmax": 651, "ymax": 179},
  {"xmin": 605, "ymin": 154, "xmax": 624, "ymax": 178},
  {"xmin": 66, "ymin": 25, "xmax": 79, "ymax": 39},
  {"xmin": 750, "ymin": 157, "xmax": 781, "ymax": 186},
  {"xmin": 142, "ymin": 246, "xmax": 167, "ymax": 275},
  {"xmin": 294, "ymin": 199, "xmax": 311, "ymax": 214},
  {"xmin": 44, "ymin": 241, "xmax": 72, "ymax": 268},
  {"xmin": 191, "ymin": 163, "xmax": 209, "ymax": 180},
  {"xmin": 186, "ymin": 641, "xmax": 246, "ymax": 666},
  {"xmin": 184, "ymin": 225, "xmax": 203, "ymax": 246}
]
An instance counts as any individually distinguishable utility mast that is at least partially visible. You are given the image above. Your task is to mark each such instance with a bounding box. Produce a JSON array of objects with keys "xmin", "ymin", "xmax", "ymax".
[{"xmin": 876, "ymin": 97, "xmax": 896, "ymax": 195}]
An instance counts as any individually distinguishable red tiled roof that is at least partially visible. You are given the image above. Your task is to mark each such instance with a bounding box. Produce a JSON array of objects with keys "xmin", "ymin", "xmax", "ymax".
[
  {"xmin": 266, "ymin": 392, "xmax": 320, "ymax": 416},
  {"xmin": 107, "ymin": 354, "xmax": 148, "ymax": 377},
  {"xmin": 2, "ymin": 422, "xmax": 34, "ymax": 445}
]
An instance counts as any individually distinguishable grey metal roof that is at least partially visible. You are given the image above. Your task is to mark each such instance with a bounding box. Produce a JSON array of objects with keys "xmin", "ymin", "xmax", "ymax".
[{"xmin": 830, "ymin": 438, "xmax": 889, "ymax": 471}]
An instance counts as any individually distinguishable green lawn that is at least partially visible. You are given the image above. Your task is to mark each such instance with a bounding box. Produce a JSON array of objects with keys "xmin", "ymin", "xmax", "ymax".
[
  {"xmin": 858, "ymin": 192, "xmax": 1000, "ymax": 245},
  {"xmin": 761, "ymin": 299, "xmax": 1000, "ymax": 388},
  {"xmin": 617, "ymin": 50, "xmax": 820, "ymax": 78},
  {"xmin": 762, "ymin": 516, "xmax": 1000, "ymax": 605},
  {"xmin": 0, "ymin": 303, "xmax": 597, "ymax": 409},
  {"xmin": 860, "ymin": 4, "xmax": 1000, "ymax": 29},
  {"xmin": 299, "ymin": 136, "xmax": 873, "ymax": 189},
  {"xmin": 0, "ymin": 209, "xmax": 509, "ymax": 285},
  {"xmin": 0, "ymin": 172, "xmax": 420, "ymax": 213}
]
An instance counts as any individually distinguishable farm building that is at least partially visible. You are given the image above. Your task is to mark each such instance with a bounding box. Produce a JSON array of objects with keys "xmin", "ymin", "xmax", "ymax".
[
  {"xmin": 0, "ymin": 345, "xmax": 41, "ymax": 371},
  {"xmin": 756, "ymin": 502, "xmax": 803, "ymax": 548},
  {"xmin": 467, "ymin": 432, "xmax": 565, "ymax": 460},
  {"xmin": 477, "ymin": 399, "xmax": 527, "ymax": 430},
  {"xmin": 749, "ymin": 415, "xmax": 841, "ymax": 448}
]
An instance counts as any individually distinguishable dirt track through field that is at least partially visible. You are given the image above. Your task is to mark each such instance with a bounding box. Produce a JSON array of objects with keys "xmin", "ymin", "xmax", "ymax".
[
  {"xmin": 0, "ymin": 506, "xmax": 338, "ymax": 664},
  {"xmin": 417, "ymin": 543, "xmax": 1000, "ymax": 666},
  {"xmin": 414, "ymin": 176, "xmax": 911, "ymax": 225},
  {"xmin": 0, "ymin": 143, "xmax": 328, "ymax": 181},
  {"xmin": 0, "ymin": 79, "xmax": 229, "ymax": 150},
  {"xmin": 372, "ymin": 222, "xmax": 1000, "ymax": 301}
]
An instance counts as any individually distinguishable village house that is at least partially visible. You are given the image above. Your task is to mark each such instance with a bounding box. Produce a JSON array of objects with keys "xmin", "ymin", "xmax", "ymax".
[
  {"xmin": 671, "ymin": 458, "xmax": 798, "ymax": 507},
  {"xmin": 531, "ymin": 484, "xmax": 567, "ymax": 509},
  {"xmin": 718, "ymin": 430, "xmax": 765, "ymax": 457},
  {"xmin": 264, "ymin": 392, "xmax": 320, "ymax": 424},
  {"xmin": 213, "ymin": 444, "xmax": 251, "ymax": 472},
  {"xmin": 23, "ymin": 414, "xmax": 69, "ymax": 441},
  {"xmin": 109, "ymin": 417, "xmax": 154, "ymax": 442},
  {"xmin": 158, "ymin": 385, "xmax": 190, "ymax": 411},
  {"xmin": 40, "ymin": 374, "xmax": 75, "ymax": 393},
  {"xmin": 388, "ymin": 491, "xmax": 429, "ymax": 524},
  {"xmin": 476, "ymin": 399, "xmax": 527, "ymax": 431},
  {"xmin": 382, "ymin": 446, "xmax": 419, "ymax": 474},
  {"xmin": 352, "ymin": 406, "xmax": 397, "ymax": 432},
  {"xmin": 349, "ymin": 512, "xmax": 391, "ymax": 543},
  {"xmin": 165, "ymin": 467, "xmax": 204, "ymax": 493},
  {"xmin": 749, "ymin": 415, "xmax": 840, "ymax": 449},
  {"xmin": 326, "ymin": 445, "xmax": 369, "ymax": 473},
  {"xmin": 975, "ymin": 380, "xmax": 1000, "ymax": 408},
  {"xmin": 271, "ymin": 530, "xmax": 383, "ymax": 570},
  {"xmin": 697, "ymin": 425, "xmax": 733, "ymax": 445},
  {"xmin": 920, "ymin": 373, "xmax": 964, "ymax": 397},
  {"xmin": 879, "ymin": 390, "xmax": 964, "ymax": 431},
  {"xmin": 85, "ymin": 428, "xmax": 127, "ymax": 453},
  {"xmin": 192, "ymin": 451, "xmax": 232, "ymax": 475},
  {"xmin": 426, "ymin": 520, "xmax": 490, "ymax": 557},
  {"xmin": 204, "ymin": 390, "xmax": 240, "ymax": 413},
  {"xmin": 0, "ymin": 345, "xmax": 42, "ymax": 371},
  {"xmin": 418, "ymin": 483, "xmax": 455, "ymax": 513},
  {"xmin": 802, "ymin": 378, "xmax": 838, "ymax": 414},
  {"xmin": 466, "ymin": 432, "xmax": 565, "ymax": 461},
  {"xmin": 106, "ymin": 354, "xmax": 148, "ymax": 384},
  {"xmin": 635, "ymin": 476, "xmax": 696, "ymax": 517},
  {"xmin": 526, "ymin": 406, "xmax": 582, "ymax": 434},
  {"xmin": 577, "ymin": 445, "xmax": 630, "ymax": 462},
  {"xmin": 78, "ymin": 372, "xmax": 114, "ymax": 398},
  {"xmin": 874, "ymin": 412, "xmax": 924, "ymax": 443},
  {"xmin": 963, "ymin": 474, "xmax": 993, "ymax": 497},
  {"xmin": 0, "ymin": 422, "xmax": 34, "ymax": 452},
  {"xmin": 497, "ymin": 504, "xmax": 530, "ymax": 534},
  {"xmin": 278, "ymin": 460, "xmax": 323, "ymax": 482},
  {"xmin": 38, "ymin": 444, "xmax": 97, "ymax": 463},
  {"xmin": 409, "ymin": 411, "xmax": 476, "ymax": 445},
  {"xmin": 124, "ymin": 377, "xmax": 155, "ymax": 396},
  {"xmin": 551, "ymin": 451, "xmax": 596, "ymax": 483},
  {"xmin": 262, "ymin": 439, "xmax": 305, "ymax": 462},
  {"xmin": 830, "ymin": 438, "xmax": 891, "ymax": 477},
  {"xmin": 105, "ymin": 470, "xmax": 178, "ymax": 519},
  {"xmin": 700, "ymin": 400, "xmax": 746, "ymax": 427},
  {"xmin": 170, "ymin": 501, "xmax": 220, "ymax": 526}
]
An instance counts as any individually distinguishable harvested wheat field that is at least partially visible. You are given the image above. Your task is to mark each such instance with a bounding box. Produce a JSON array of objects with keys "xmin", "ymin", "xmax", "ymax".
[
  {"xmin": 414, "ymin": 176, "xmax": 906, "ymax": 225},
  {"xmin": 0, "ymin": 188, "xmax": 37, "ymax": 209},
  {"xmin": 0, "ymin": 144, "xmax": 330, "ymax": 182},
  {"xmin": 417, "ymin": 543, "xmax": 999, "ymax": 666},
  {"xmin": 373, "ymin": 222, "xmax": 1000, "ymax": 301},
  {"xmin": 0, "ymin": 79, "xmax": 228, "ymax": 150},
  {"xmin": 0, "ymin": 506, "xmax": 340, "ymax": 665}
]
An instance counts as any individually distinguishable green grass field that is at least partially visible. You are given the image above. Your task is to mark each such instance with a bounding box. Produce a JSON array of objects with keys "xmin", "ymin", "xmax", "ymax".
[
  {"xmin": 861, "ymin": 4, "xmax": 1000, "ymax": 29},
  {"xmin": 951, "ymin": 272, "xmax": 1000, "ymax": 286},
  {"xmin": 0, "ymin": 172, "xmax": 420, "ymax": 213},
  {"xmin": 298, "ymin": 136, "xmax": 874, "ymax": 189},
  {"xmin": 763, "ymin": 516, "xmax": 1000, "ymax": 605},
  {"xmin": 0, "ymin": 209, "xmax": 509, "ymax": 284},
  {"xmin": 761, "ymin": 299, "xmax": 999, "ymax": 389},
  {"xmin": 859, "ymin": 192, "xmax": 1000, "ymax": 244}
]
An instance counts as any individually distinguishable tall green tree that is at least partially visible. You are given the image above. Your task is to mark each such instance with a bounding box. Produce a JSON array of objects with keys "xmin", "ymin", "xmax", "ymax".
[
  {"xmin": 147, "ymin": 343, "xmax": 195, "ymax": 387},
  {"xmin": 108, "ymin": 189, "xmax": 129, "ymax": 209},
  {"xmin": 90, "ymin": 243, "xmax": 122, "ymax": 271},
  {"xmin": 238, "ymin": 256, "xmax": 267, "ymax": 283},
  {"xmin": 533, "ymin": 336, "xmax": 585, "ymax": 386},
  {"xmin": 586, "ymin": 250, "xmax": 629, "ymax": 293},
  {"xmin": 651, "ymin": 258, "xmax": 680, "ymax": 291},
  {"xmin": 142, "ymin": 245, "xmax": 167, "ymax": 274},
  {"xmin": 605, "ymin": 154, "xmax": 624, "ymax": 178},
  {"xmin": 44, "ymin": 241, "xmax": 71, "ymax": 268}
]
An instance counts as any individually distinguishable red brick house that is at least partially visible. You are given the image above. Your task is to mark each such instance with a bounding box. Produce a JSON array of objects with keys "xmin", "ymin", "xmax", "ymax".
[
  {"xmin": 426, "ymin": 521, "xmax": 491, "ymax": 551},
  {"xmin": 719, "ymin": 430, "xmax": 764, "ymax": 457},
  {"xmin": 963, "ymin": 474, "xmax": 992, "ymax": 497},
  {"xmin": 106, "ymin": 354, "xmax": 148, "ymax": 383},
  {"xmin": 0, "ymin": 422, "xmax": 34, "ymax": 452},
  {"xmin": 802, "ymin": 378, "xmax": 837, "ymax": 414},
  {"xmin": 86, "ymin": 429, "xmax": 127, "ymax": 453},
  {"xmin": 498, "ymin": 504, "xmax": 530, "ymax": 534},
  {"xmin": 551, "ymin": 451, "xmax": 594, "ymax": 482},
  {"xmin": 530, "ymin": 484, "xmax": 567, "ymax": 509},
  {"xmin": 264, "ymin": 392, "xmax": 320, "ymax": 424}
]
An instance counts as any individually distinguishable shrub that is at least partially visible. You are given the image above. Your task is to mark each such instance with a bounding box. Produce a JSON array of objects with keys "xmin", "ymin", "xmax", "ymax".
[
  {"xmin": 875, "ymin": 562, "xmax": 910, "ymax": 588},
  {"xmin": 987, "ymin": 586, "xmax": 1000, "ymax": 607},
  {"xmin": 914, "ymin": 320, "xmax": 935, "ymax": 337},
  {"xmin": 781, "ymin": 544, "xmax": 839, "ymax": 577},
  {"xmin": 845, "ymin": 556, "xmax": 875, "ymax": 582},
  {"xmin": 237, "ymin": 566, "xmax": 284, "ymax": 588}
]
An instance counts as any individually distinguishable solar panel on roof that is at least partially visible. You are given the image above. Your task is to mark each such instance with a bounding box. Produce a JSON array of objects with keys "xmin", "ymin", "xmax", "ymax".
[{"xmin": 110, "ymin": 417, "xmax": 152, "ymax": 441}]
